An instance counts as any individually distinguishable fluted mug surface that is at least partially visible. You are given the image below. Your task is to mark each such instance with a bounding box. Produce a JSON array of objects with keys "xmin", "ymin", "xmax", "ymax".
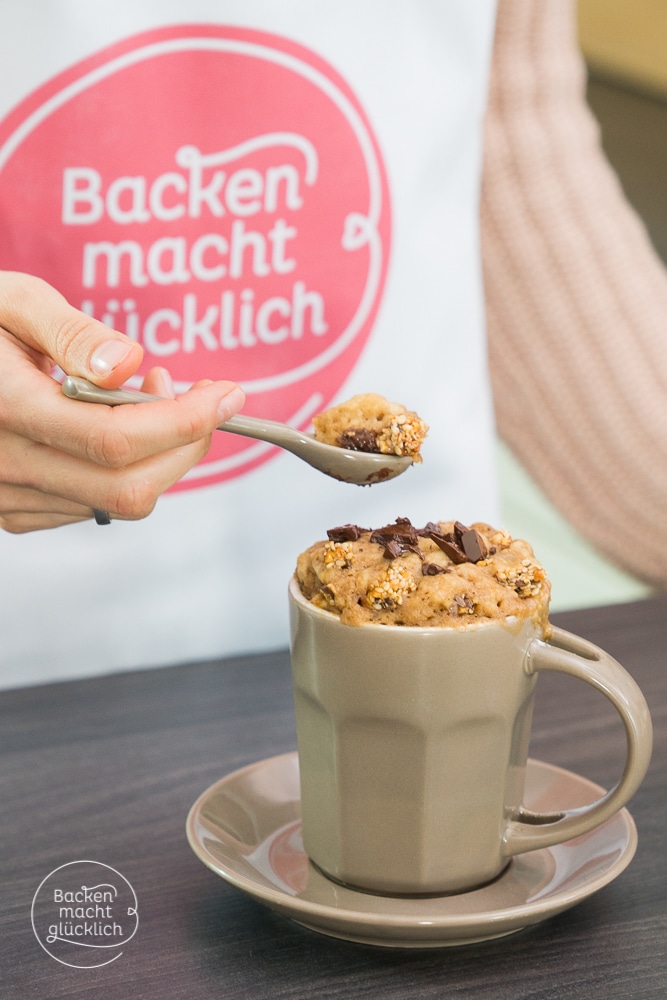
[{"xmin": 288, "ymin": 578, "xmax": 652, "ymax": 896}]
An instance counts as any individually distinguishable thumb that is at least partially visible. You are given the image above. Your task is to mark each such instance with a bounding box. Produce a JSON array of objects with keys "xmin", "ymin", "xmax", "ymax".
[{"xmin": 0, "ymin": 271, "xmax": 143, "ymax": 386}]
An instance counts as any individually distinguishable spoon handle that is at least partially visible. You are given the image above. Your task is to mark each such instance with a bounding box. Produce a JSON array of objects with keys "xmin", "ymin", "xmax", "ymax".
[
  {"xmin": 60, "ymin": 376, "xmax": 305, "ymax": 449},
  {"xmin": 61, "ymin": 377, "xmax": 163, "ymax": 406}
]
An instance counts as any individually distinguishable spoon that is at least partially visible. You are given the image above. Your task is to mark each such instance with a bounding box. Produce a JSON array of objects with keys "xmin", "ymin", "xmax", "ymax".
[{"xmin": 61, "ymin": 376, "xmax": 414, "ymax": 486}]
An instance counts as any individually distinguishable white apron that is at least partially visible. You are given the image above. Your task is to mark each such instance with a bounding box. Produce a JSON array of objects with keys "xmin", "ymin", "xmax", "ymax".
[{"xmin": 0, "ymin": 0, "xmax": 499, "ymax": 686}]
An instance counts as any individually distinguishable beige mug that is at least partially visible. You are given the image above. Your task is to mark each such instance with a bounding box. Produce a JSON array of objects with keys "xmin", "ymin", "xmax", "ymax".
[{"xmin": 288, "ymin": 577, "xmax": 653, "ymax": 896}]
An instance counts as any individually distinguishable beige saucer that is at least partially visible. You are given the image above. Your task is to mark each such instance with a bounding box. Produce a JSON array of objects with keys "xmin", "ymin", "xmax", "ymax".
[{"xmin": 186, "ymin": 752, "xmax": 637, "ymax": 948}]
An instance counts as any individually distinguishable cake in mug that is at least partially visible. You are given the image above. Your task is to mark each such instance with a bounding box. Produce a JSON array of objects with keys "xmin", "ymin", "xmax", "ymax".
[
  {"xmin": 295, "ymin": 518, "xmax": 551, "ymax": 633},
  {"xmin": 312, "ymin": 394, "xmax": 428, "ymax": 462}
]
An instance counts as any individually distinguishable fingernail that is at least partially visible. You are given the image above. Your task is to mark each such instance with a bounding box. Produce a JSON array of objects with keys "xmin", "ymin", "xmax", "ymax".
[
  {"xmin": 217, "ymin": 386, "xmax": 245, "ymax": 421},
  {"xmin": 90, "ymin": 340, "xmax": 134, "ymax": 376}
]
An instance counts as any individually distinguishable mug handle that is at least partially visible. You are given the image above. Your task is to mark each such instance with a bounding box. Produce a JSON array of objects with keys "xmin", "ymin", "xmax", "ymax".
[{"xmin": 503, "ymin": 626, "xmax": 653, "ymax": 858}]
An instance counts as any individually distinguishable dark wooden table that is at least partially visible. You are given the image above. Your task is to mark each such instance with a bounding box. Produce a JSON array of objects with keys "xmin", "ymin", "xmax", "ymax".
[{"xmin": 1, "ymin": 597, "xmax": 665, "ymax": 999}]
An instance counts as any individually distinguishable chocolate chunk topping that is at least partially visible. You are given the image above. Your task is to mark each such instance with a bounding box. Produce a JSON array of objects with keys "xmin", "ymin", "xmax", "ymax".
[
  {"xmin": 325, "ymin": 517, "xmax": 490, "ymax": 565},
  {"xmin": 384, "ymin": 539, "xmax": 404, "ymax": 559},
  {"xmin": 420, "ymin": 521, "xmax": 489, "ymax": 564},
  {"xmin": 417, "ymin": 522, "xmax": 441, "ymax": 537},
  {"xmin": 428, "ymin": 531, "xmax": 468, "ymax": 564},
  {"xmin": 370, "ymin": 518, "xmax": 423, "ymax": 560},
  {"xmin": 459, "ymin": 528, "xmax": 488, "ymax": 562},
  {"xmin": 422, "ymin": 562, "xmax": 450, "ymax": 576},
  {"xmin": 370, "ymin": 519, "xmax": 418, "ymax": 545},
  {"xmin": 337, "ymin": 429, "xmax": 380, "ymax": 453},
  {"xmin": 327, "ymin": 524, "xmax": 369, "ymax": 542}
]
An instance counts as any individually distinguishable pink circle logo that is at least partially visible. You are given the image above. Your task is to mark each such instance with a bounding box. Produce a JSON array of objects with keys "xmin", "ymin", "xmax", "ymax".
[{"xmin": 0, "ymin": 25, "xmax": 391, "ymax": 488}]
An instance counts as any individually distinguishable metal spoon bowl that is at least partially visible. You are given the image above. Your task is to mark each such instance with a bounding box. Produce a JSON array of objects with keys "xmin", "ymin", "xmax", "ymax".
[{"xmin": 61, "ymin": 376, "xmax": 414, "ymax": 486}]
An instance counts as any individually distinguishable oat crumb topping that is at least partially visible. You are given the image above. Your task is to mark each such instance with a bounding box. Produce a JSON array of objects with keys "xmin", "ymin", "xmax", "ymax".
[
  {"xmin": 377, "ymin": 414, "xmax": 429, "ymax": 460},
  {"xmin": 365, "ymin": 563, "xmax": 417, "ymax": 610},
  {"xmin": 324, "ymin": 540, "xmax": 354, "ymax": 569},
  {"xmin": 495, "ymin": 559, "xmax": 545, "ymax": 598}
]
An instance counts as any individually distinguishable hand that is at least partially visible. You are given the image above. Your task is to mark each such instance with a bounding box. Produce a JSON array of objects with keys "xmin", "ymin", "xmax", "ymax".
[{"xmin": 0, "ymin": 271, "xmax": 245, "ymax": 533}]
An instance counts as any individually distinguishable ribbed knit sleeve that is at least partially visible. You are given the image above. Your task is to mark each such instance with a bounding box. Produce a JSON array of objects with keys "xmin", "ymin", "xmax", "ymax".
[{"xmin": 482, "ymin": 0, "xmax": 667, "ymax": 586}]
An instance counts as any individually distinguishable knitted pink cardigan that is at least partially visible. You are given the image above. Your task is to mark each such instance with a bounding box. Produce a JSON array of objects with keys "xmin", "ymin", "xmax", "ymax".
[{"xmin": 482, "ymin": 0, "xmax": 667, "ymax": 586}]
